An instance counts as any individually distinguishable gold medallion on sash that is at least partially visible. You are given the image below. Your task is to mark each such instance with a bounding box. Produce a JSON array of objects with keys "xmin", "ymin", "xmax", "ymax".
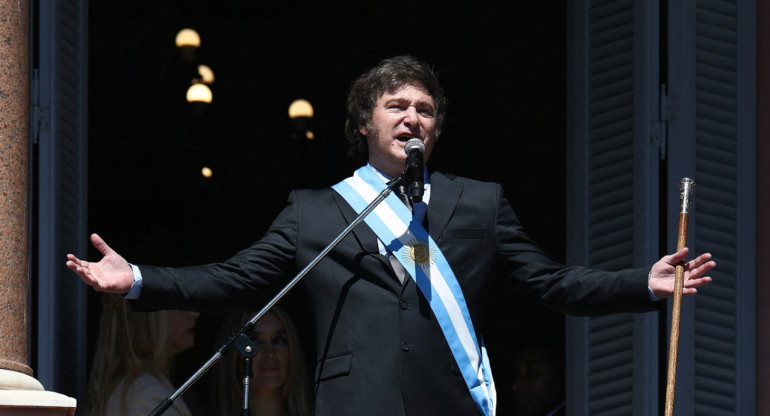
[{"xmin": 401, "ymin": 239, "xmax": 434, "ymax": 269}]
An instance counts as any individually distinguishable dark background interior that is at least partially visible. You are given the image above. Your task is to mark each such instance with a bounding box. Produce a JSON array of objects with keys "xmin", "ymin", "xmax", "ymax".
[{"xmin": 87, "ymin": 2, "xmax": 568, "ymax": 414}]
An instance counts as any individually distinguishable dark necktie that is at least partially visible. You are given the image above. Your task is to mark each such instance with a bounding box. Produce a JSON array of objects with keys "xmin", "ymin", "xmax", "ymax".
[
  {"xmin": 389, "ymin": 185, "xmax": 412, "ymax": 283},
  {"xmin": 397, "ymin": 184, "xmax": 413, "ymax": 212}
]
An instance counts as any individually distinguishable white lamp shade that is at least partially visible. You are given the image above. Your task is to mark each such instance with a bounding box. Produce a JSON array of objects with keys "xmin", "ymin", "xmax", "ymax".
[
  {"xmin": 288, "ymin": 99, "xmax": 314, "ymax": 118},
  {"xmin": 186, "ymin": 83, "xmax": 212, "ymax": 103},
  {"xmin": 198, "ymin": 65, "xmax": 215, "ymax": 84},
  {"xmin": 175, "ymin": 28, "xmax": 201, "ymax": 48}
]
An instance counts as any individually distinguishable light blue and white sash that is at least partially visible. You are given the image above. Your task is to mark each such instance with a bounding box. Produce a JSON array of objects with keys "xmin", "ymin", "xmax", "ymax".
[{"xmin": 332, "ymin": 166, "xmax": 496, "ymax": 416}]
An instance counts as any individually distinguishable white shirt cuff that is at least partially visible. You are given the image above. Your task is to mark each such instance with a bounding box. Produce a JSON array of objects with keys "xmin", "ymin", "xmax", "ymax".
[
  {"xmin": 123, "ymin": 263, "xmax": 143, "ymax": 300},
  {"xmin": 648, "ymin": 287, "xmax": 660, "ymax": 302}
]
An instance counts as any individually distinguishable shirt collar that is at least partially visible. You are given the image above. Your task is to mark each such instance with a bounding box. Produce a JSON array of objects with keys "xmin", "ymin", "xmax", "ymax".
[{"xmin": 365, "ymin": 162, "xmax": 431, "ymax": 204}]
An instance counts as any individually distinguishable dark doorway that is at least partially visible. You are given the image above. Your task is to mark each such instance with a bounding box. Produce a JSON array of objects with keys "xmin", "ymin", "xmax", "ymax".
[{"xmin": 87, "ymin": 2, "xmax": 567, "ymax": 415}]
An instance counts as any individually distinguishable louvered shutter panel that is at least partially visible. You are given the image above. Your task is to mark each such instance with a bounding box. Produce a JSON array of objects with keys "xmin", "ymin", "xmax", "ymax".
[
  {"xmin": 34, "ymin": 0, "xmax": 89, "ymax": 404},
  {"xmin": 667, "ymin": 0, "xmax": 756, "ymax": 414},
  {"xmin": 567, "ymin": 0, "xmax": 661, "ymax": 414}
]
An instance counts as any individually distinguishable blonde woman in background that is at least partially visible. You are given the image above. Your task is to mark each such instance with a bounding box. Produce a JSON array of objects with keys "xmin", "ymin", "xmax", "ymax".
[
  {"xmin": 211, "ymin": 304, "xmax": 313, "ymax": 416},
  {"xmin": 86, "ymin": 293, "xmax": 200, "ymax": 416}
]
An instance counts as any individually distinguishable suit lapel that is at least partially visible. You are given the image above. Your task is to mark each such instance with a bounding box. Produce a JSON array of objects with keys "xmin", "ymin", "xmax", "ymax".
[
  {"xmin": 331, "ymin": 190, "xmax": 380, "ymax": 254},
  {"xmin": 332, "ymin": 186, "xmax": 404, "ymax": 289},
  {"xmin": 426, "ymin": 171, "xmax": 462, "ymax": 241}
]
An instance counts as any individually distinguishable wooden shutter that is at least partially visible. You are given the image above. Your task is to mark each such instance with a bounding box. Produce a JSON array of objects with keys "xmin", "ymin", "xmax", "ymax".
[
  {"xmin": 568, "ymin": 0, "xmax": 756, "ymax": 414},
  {"xmin": 567, "ymin": 0, "xmax": 661, "ymax": 414},
  {"xmin": 33, "ymin": 0, "xmax": 89, "ymax": 403},
  {"xmin": 667, "ymin": 0, "xmax": 756, "ymax": 414}
]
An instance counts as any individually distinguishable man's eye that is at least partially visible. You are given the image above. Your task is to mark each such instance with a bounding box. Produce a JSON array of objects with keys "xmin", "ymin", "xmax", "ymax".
[{"xmin": 418, "ymin": 109, "xmax": 434, "ymax": 117}]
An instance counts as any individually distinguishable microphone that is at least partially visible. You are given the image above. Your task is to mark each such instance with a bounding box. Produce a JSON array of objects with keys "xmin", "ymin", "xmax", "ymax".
[{"xmin": 404, "ymin": 138, "xmax": 425, "ymax": 203}]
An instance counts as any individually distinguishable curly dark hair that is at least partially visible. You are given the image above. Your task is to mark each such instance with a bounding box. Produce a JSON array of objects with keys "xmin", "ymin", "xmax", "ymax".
[{"xmin": 344, "ymin": 55, "xmax": 448, "ymax": 162}]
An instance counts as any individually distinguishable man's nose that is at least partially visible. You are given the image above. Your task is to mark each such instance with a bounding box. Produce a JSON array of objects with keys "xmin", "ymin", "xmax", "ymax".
[
  {"xmin": 511, "ymin": 378, "xmax": 524, "ymax": 393},
  {"xmin": 403, "ymin": 106, "xmax": 419, "ymax": 126}
]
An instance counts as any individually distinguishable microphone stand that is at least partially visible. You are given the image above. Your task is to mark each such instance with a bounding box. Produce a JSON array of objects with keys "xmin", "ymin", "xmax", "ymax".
[
  {"xmin": 233, "ymin": 334, "xmax": 257, "ymax": 416},
  {"xmin": 147, "ymin": 174, "xmax": 406, "ymax": 416}
]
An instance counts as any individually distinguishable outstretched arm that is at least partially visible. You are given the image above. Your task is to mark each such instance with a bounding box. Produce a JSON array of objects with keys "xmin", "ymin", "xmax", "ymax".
[
  {"xmin": 648, "ymin": 247, "xmax": 715, "ymax": 299},
  {"xmin": 66, "ymin": 233, "xmax": 134, "ymax": 294}
]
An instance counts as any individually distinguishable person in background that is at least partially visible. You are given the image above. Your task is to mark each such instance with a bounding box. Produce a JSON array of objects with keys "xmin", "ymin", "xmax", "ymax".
[
  {"xmin": 511, "ymin": 334, "xmax": 566, "ymax": 416},
  {"xmin": 210, "ymin": 304, "xmax": 314, "ymax": 416},
  {"xmin": 85, "ymin": 293, "xmax": 200, "ymax": 416}
]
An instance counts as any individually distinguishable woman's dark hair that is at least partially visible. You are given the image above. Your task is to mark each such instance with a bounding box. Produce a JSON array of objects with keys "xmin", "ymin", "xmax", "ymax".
[{"xmin": 344, "ymin": 55, "xmax": 448, "ymax": 162}]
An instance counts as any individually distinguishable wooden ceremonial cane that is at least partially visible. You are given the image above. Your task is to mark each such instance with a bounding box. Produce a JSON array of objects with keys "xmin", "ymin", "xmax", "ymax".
[{"xmin": 664, "ymin": 177, "xmax": 695, "ymax": 416}]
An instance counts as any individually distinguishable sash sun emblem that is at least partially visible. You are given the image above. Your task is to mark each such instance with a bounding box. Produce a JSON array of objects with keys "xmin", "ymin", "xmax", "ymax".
[{"xmin": 400, "ymin": 238, "xmax": 435, "ymax": 269}]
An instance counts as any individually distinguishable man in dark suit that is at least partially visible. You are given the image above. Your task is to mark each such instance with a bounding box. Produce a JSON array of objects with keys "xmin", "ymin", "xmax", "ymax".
[{"xmin": 68, "ymin": 55, "xmax": 715, "ymax": 416}]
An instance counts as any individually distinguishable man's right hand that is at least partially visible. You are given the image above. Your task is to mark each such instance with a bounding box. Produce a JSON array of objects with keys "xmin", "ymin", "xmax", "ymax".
[{"xmin": 66, "ymin": 233, "xmax": 134, "ymax": 294}]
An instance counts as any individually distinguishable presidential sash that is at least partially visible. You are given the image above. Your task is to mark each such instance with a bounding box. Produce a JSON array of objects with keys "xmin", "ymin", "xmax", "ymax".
[{"xmin": 332, "ymin": 166, "xmax": 496, "ymax": 416}]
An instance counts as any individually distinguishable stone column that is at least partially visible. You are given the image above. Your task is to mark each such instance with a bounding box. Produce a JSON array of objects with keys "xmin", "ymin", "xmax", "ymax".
[
  {"xmin": 0, "ymin": 0, "xmax": 33, "ymax": 381},
  {"xmin": 0, "ymin": 1, "xmax": 75, "ymax": 414}
]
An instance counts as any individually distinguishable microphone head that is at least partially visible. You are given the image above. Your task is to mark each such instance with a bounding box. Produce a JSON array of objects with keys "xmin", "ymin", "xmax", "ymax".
[{"xmin": 404, "ymin": 138, "xmax": 425, "ymax": 154}]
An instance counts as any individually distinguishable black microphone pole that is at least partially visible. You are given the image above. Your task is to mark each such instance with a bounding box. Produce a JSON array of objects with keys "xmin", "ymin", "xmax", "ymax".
[{"xmin": 147, "ymin": 173, "xmax": 409, "ymax": 416}]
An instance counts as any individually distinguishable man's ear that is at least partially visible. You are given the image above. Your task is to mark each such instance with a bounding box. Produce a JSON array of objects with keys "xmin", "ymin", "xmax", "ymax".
[{"xmin": 359, "ymin": 126, "xmax": 368, "ymax": 136}]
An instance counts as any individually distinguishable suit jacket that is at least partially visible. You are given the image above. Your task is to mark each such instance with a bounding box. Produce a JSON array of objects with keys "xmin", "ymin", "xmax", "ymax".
[{"xmin": 133, "ymin": 171, "xmax": 656, "ymax": 416}]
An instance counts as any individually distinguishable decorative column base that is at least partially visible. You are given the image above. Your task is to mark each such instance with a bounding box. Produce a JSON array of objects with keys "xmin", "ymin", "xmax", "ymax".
[{"xmin": 0, "ymin": 370, "xmax": 76, "ymax": 416}]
